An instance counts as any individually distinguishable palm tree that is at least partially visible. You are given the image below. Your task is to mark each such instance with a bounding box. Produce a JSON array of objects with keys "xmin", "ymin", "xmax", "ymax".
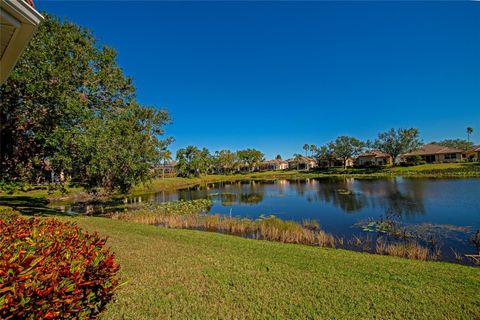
[
  {"xmin": 467, "ymin": 127, "xmax": 474, "ymax": 142},
  {"xmin": 303, "ymin": 144, "xmax": 310, "ymax": 157},
  {"xmin": 159, "ymin": 150, "xmax": 172, "ymax": 179}
]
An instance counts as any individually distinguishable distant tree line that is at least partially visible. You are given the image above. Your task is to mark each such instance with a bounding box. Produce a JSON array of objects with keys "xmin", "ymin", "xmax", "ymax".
[
  {"xmin": 175, "ymin": 147, "xmax": 264, "ymax": 177},
  {"xmin": 170, "ymin": 127, "xmax": 477, "ymax": 177},
  {"xmin": 0, "ymin": 15, "xmax": 172, "ymax": 194},
  {"xmin": 302, "ymin": 127, "xmax": 476, "ymax": 168}
]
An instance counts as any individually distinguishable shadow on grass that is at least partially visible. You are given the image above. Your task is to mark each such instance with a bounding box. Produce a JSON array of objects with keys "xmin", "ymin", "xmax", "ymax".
[{"xmin": 0, "ymin": 196, "xmax": 69, "ymax": 216}]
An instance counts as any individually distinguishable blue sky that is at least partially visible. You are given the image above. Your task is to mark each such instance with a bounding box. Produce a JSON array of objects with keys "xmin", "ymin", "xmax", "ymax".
[{"xmin": 37, "ymin": 1, "xmax": 480, "ymax": 159}]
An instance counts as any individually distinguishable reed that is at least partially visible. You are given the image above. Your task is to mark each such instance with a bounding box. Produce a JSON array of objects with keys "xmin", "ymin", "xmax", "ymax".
[
  {"xmin": 302, "ymin": 219, "xmax": 320, "ymax": 231},
  {"xmin": 451, "ymin": 248, "xmax": 463, "ymax": 262},
  {"xmin": 113, "ymin": 203, "xmax": 337, "ymax": 248},
  {"xmin": 317, "ymin": 231, "xmax": 336, "ymax": 248},
  {"xmin": 376, "ymin": 241, "xmax": 430, "ymax": 261},
  {"xmin": 112, "ymin": 200, "xmax": 442, "ymax": 262}
]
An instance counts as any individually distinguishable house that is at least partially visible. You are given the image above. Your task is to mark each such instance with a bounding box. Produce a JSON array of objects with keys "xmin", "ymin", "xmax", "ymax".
[
  {"xmin": 317, "ymin": 157, "xmax": 354, "ymax": 168},
  {"xmin": 402, "ymin": 144, "xmax": 464, "ymax": 163},
  {"xmin": 288, "ymin": 157, "xmax": 318, "ymax": 171},
  {"xmin": 465, "ymin": 146, "xmax": 480, "ymax": 162},
  {"xmin": 1, "ymin": 0, "xmax": 43, "ymax": 84},
  {"xmin": 259, "ymin": 159, "xmax": 289, "ymax": 171},
  {"xmin": 356, "ymin": 150, "xmax": 393, "ymax": 167},
  {"xmin": 154, "ymin": 161, "xmax": 177, "ymax": 176}
]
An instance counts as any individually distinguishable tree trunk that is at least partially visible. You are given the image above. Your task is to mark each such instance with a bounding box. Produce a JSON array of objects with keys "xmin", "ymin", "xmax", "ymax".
[{"xmin": 162, "ymin": 159, "xmax": 165, "ymax": 179}]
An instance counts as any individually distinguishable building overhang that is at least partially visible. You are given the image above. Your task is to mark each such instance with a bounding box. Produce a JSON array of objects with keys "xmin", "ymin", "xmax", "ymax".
[{"xmin": 1, "ymin": 0, "xmax": 43, "ymax": 84}]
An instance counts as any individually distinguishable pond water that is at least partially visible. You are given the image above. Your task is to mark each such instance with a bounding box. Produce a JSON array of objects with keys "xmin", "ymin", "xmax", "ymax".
[{"xmin": 55, "ymin": 177, "xmax": 480, "ymax": 263}]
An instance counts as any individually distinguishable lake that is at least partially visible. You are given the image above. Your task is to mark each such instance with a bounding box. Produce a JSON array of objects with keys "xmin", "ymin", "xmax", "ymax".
[{"xmin": 56, "ymin": 177, "xmax": 480, "ymax": 263}]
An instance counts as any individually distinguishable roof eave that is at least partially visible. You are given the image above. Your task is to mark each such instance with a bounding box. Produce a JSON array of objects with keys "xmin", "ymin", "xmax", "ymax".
[{"xmin": 0, "ymin": 0, "xmax": 44, "ymax": 84}]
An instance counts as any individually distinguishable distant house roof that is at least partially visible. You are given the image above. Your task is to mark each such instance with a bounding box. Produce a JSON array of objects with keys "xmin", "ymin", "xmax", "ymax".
[
  {"xmin": 357, "ymin": 150, "xmax": 391, "ymax": 158},
  {"xmin": 467, "ymin": 145, "xmax": 480, "ymax": 153},
  {"xmin": 288, "ymin": 156, "xmax": 316, "ymax": 163},
  {"xmin": 404, "ymin": 144, "xmax": 464, "ymax": 156},
  {"xmin": 157, "ymin": 161, "xmax": 177, "ymax": 167},
  {"xmin": 263, "ymin": 159, "xmax": 288, "ymax": 165}
]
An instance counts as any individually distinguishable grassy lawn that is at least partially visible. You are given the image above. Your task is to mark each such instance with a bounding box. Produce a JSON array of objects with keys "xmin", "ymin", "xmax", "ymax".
[
  {"xmin": 65, "ymin": 216, "xmax": 479, "ymax": 319},
  {"xmin": 385, "ymin": 162, "xmax": 480, "ymax": 172}
]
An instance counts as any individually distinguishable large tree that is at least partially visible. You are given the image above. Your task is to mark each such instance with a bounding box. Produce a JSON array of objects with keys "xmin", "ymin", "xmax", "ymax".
[
  {"xmin": 312, "ymin": 145, "xmax": 334, "ymax": 167},
  {"xmin": 373, "ymin": 128, "xmax": 422, "ymax": 164},
  {"xmin": 0, "ymin": 15, "xmax": 171, "ymax": 193},
  {"xmin": 214, "ymin": 150, "xmax": 239, "ymax": 174},
  {"xmin": 329, "ymin": 136, "xmax": 365, "ymax": 169},
  {"xmin": 175, "ymin": 146, "xmax": 212, "ymax": 177},
  {"xmin": 236, "ymin": 149, "xmax": 264, "ymax": 172}
]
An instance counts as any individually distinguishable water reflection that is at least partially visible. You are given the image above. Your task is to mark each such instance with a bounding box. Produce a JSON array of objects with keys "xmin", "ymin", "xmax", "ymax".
[
  {"xmin": 51, "ymin": 177, "xmax": 478, "ymax": 225},
  {"xmin": 49, "ymin": 177, "xmax": 480, "ymax": 264},
  {"xmin": 356, "ymin": 178, "xmax": 426, "ymax": 217},
  {"xmin": 309, "ymin": 178, "xmax": 367, "ymax": 213}
]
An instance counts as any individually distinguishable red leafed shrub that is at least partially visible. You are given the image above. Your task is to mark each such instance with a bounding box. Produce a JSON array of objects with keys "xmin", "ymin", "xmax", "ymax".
[{"xmin": 0, "ymin": 216, "xmax": 119, "ymax": 319}]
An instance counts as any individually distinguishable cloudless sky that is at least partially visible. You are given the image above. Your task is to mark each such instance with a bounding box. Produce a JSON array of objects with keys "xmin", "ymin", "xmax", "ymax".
[{"xmin": 37, "ymin": 1, "xmax": 480, "ymax": 159}]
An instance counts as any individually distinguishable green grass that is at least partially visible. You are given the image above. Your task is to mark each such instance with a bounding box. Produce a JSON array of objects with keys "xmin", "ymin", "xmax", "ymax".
[
  {"xmin": 385, "ymin": 162, "xmax": 480, "ymax": 172},
  {"xmin": 63, "ymin": 216, "xmax": 479, "ymax": 319}
]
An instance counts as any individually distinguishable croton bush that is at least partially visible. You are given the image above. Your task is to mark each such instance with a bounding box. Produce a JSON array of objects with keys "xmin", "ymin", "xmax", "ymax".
[{"xmin": 0, "ymin": 215, "xmax": 119, "ymax": 319}]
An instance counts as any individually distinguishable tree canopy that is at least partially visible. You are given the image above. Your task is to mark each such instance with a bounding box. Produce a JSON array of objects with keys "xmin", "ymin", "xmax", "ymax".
[
  {"xmin": 176, "ymin": 146, "xmax": 213, "ymax": 177},
  {"xmin": 237, "ymin": 149, "xmax": 264, "ymax": 171},
  {"xmin": 0, "ymin": 15, "xmax": 171, "ymax": 193},
  {"xmin": 373, "ymin": 128, "xmax": 422, "ymax": 165},
  {"xmin": 328, "ymin": 136, "xmax": 364, "ymax": 168}
]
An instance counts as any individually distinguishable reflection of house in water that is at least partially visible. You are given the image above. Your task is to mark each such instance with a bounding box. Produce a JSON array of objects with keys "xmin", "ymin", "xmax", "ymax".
[
  {"xmin": 314, "ymin": 176, "xmax": 424, "ymax": 216},
  {"xmin": 312, "ymin": 178, "xmax": 367, "ymax": 213},
  {"xmin": 355, "ymin": 178, "xmax": 426, "ymax": 217},
  {"xmin": 239, "ymin": 192, "xmax": 264, "ymax": 205},
  {"xmin": 219, "ymin": 193, "xmax": 238, "ymax": 206}
]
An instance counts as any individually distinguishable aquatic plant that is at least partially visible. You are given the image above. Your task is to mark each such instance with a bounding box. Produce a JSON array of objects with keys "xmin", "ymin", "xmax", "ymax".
[
  {"xmin": 112, "ymin": 199, "xmax": 212, "ymax": 224},
  {"xmin": 302, "ymin": 219, "xmax": 320, "ymax": 230},
  {"xmin": 111, "ymin": 200, "xmax": 464, "ymax": 263},
  {"xmin": 451, "ymin": 248, "xmax": 463, "ymax": 262},
  {"xmin": 113, "ymin": 203, "xmax": 337, "ymax": 248},
  {"xmin": 472, "ymin": 230, "xmax": 480, "ymax": 254},
  {"xmin": 376, "ymin": 240, "xmax": 430, "ymax": 260}
]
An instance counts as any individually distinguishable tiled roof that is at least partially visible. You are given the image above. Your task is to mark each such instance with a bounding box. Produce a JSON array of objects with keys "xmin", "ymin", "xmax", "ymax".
[
  {"xmin": 262, "ymin": 159, "xmax": 288, "ymax": 165},
  {"xmin": 468, "ymin": 145, "xmax": 480, "ymax": 153},
  {"xmin": 288, "ymin": 156, "xmax": 316, "ymax": 163},
  {"xmin": 25, "ymin": 0, "xmax": 35, "ymax": 8},
  {"xmin": 358, "ymin": 150, "xmax": 391, "ymax": 158},
  {"xmin": 404, "ymin": 144, "xmax": 464, "ymax": 156}
]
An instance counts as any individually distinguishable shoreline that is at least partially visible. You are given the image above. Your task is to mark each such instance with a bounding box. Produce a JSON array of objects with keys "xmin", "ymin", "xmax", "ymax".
[{"xmin": 2, "ymin": 162, "xmax": 480, "ymax": 203}]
